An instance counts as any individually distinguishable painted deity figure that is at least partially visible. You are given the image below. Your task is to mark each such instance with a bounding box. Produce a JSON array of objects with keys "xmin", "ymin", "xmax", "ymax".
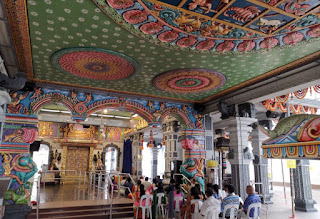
[
  {"xmin": 3, "ymin": 155, "xmax": 37, "ymax": 205},
  {"xmin": 180, "ymin": 158, "xmax": 205, "ymax": 192},
  {"xmin": 1, "ymin": 154, "xmax": 24, "ymax": 185},
  {"xmin": 7, "ymin": 92, "xmax": 28, "ymax": 114},
  {"xmin": 96, "ymin": 152, "xmax": 104, "ymax": 170},
  {"xmin": 189, "ymin": 0, "xmax": 214, "ymax": 13}
]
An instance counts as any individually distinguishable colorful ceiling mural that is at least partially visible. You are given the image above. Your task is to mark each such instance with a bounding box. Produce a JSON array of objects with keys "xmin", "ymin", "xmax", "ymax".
[
  {"xmin": 97, "ymin": 0, "xmax": 320, "ymax": 52},
  {"xmin": 153, "ymin": 68, "xmax": 226, "ymax": 93},
  {"xmin": 3, "ymin": 0, "xmax": 320, "ymax": 103},
  {"xmin": 51, "ymin": 47, "xmax": 140, "ymax": 81}
]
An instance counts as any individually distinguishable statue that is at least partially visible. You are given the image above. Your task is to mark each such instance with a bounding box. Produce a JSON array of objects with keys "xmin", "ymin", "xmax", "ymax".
[
  {"xmin": 1, "ymin": 154, "xmax": 24, "ymax": 185},
  {"xmin": 180, "ymin": 158, "xmax": 205, "ymax": 192},
  {"xmin": 260, "ymin": 114, "xmax": 320, "ymax": 144},
  {"xmin": 1, "ymin": 154, "xmax": 37, "ymax": 205},
  {"xmin": 95, "ymin": 152, "xmax": 104, "ymax": 170},
  {"xmin": 7, "ymin": 91, "xmax": 28, "ymax": 114}
]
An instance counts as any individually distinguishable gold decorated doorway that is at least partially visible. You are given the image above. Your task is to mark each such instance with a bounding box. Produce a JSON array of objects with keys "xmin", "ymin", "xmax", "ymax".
[{"xmin": 66, "ymin": 147, "xmax": 89, "ymax": 175}]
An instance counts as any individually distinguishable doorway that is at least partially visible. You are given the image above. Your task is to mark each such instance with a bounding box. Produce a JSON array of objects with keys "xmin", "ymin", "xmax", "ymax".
[{"xmin": 66, "ymin": 147, "xmax": 90, "ymax": 175}]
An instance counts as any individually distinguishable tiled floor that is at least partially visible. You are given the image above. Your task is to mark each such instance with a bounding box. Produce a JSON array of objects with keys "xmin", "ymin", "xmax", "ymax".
[
  {"xmin": 259, "ymin": 186, "xmax": 320, "ymax": 219},
  {"xmin": 31, "ymin": 182, "xmax": 132, "ymax": 209}
]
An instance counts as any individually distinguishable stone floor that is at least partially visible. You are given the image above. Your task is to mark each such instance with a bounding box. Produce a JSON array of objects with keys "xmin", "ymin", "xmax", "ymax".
[{"xmin": 259, "ymin": 186, "xmax": 320, "ymax": 219}]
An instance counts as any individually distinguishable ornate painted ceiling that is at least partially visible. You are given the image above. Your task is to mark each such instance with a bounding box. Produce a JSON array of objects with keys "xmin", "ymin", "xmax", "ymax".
[{"xmin": 3, "ymin": 0, "xmax": 320, "ymax": 103}]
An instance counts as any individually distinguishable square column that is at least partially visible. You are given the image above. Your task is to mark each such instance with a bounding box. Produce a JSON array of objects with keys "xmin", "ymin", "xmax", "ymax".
[
  {"xmin": 250, "ymin": 124, "xmax": 273, "ymax": 204},
  {"xmin": 217, "ymin": 117, "xmax": 256, "ymax": 199},
  {"xmin": 293, "ymin": 160, "xmax": 317, "ymax": 212},
  {"xmin": 152, "ymin": 147, "xmax": 159, "ymax": 179}
]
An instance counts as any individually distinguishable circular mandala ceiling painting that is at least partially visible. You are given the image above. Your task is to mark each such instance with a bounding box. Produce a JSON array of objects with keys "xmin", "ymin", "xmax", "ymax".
[
  {"xmin": 51, "ymin": 47, "xmax": 139, "ymax": 80},
  {"xmin": 153, "ymin": 69, "xmax": 226, "ymax": 93},
  {"xmin": 94, "ymin": 0, "xmax": 320, "ymax": 53}
]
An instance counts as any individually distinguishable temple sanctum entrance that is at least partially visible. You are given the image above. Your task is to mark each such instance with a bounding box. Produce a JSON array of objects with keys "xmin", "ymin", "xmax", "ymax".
[{"xmin": 66, "ymin": 147, "xmax": 90, "ymax": 176}]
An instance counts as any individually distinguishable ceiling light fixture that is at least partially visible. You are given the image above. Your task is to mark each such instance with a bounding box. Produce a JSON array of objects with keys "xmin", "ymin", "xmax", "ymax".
[
  {"xmin": 40, "ymin": 109, "xmax": 60, "ymax": 113},
  {"xmin": 132, "ymin": 114, "xmax": 139, "ymax": 118},
  {"xmin": 114, "ymin": 116, "xmax": 131, "ymax": 119},
  {"xmin": 103, "ymin": 109, "xmax": 108, "ymax": 113},
  {"xmin": 60, "ymin": 110, "xmax": 71, "ymax": 114},
  {"xmin": 103, "ymin": 115, "xmax": 114, "ymax": 118}
]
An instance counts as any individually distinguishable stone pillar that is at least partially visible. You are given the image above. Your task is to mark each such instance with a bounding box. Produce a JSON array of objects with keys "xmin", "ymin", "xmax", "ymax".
[
  {"xmin": 204, "ymin": 115, "xmax": 214, "ymax": 160},
  {"xmin": 251, "ymin": 124, "xmax": 273, "ymax": 204},
  {"xmin": 293, "ymin": 160, "xmax": 317, "ymax": 212},
  {"xmin": 217, "ymin": 117, "xmax": 256, "ymax": 199},
  {"xmin": 152, "ymin": 147, "xmax": 159, "ymax": 179}
]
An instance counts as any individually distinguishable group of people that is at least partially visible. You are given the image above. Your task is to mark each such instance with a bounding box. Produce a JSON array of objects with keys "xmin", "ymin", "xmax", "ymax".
[{"xmin": 122, "ymin": 175, "xmax": 261, "ymax": 219}]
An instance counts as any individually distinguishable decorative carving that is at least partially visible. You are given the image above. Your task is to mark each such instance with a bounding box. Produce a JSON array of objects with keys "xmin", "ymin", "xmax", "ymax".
[
  {"xmin": 261, "ymin": 114, "xmax": 320, "ymax": 159},
  {"xmin": 1, "ymin": 154, "xmax": 37, "ymax": 205},
  {"xmin": 94, "ymin": 0, "xmax": 320, "ymax": 53},
  {"xmin": 7, "ymin": 88, "xmax": 203, "ymax": 130}
]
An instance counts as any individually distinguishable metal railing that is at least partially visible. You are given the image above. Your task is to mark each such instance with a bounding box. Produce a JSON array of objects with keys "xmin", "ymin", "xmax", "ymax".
[
  {"xmin": 42, "ymin": 170, "xmax": 78, "ymax": 187},
  {"xmin": 173, "ymin": 173, "xmax": 192, "ymax": 185},
  {"xmin": 173, "ymin": 173, "xmax": 191, "ymax": 194},
  {"xmin": 36, "ymin": 170, "xmax": 116, "ymax": 219}
]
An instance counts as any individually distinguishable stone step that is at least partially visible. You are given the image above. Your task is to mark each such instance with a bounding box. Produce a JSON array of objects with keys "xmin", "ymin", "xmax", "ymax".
[
  {"xmin": 28, "ymin": 211, "xmax": 133, "ymax": 219},
  {"xmin": 27, "ymin": 203, "xmax": 133, "ymax": 219}
]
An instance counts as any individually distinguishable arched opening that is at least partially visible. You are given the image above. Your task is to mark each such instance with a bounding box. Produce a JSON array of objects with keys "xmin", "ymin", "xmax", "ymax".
[
  {"xmin": 32, "ymin": 143, "xmax": 50, "ymax": 180},
  {"xmin": 104, "ymin": 144, "xmax": 120, "ymax": 172}
]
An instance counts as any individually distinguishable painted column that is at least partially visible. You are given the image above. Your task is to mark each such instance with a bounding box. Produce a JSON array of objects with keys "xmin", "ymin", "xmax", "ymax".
[
  {"xmin": 1, "ymin": 114, "xmax": 38, "ymax": 219},
  {"xmin": 293, "ymin": 160, "xmax": 317, "ymax": 212},
  {"xmin": 180, "ymin": 129, "xmax": 205, "ymax": 192},
  {"xmin": 217, "ymin": 117, "xmax": 256, "ymax": 199},
  {"xmin": 250, "ymin": 123, "xmax": 272, "ymax": 204}
]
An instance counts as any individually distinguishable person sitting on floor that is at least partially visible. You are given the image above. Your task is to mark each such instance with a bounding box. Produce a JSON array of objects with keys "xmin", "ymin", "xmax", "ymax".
[
  {"xmin": 238, "ymin": 185, "xmax": 261, "ymax": 219},
  {"xmin": 200, "ymin": 188, "xmax": 221, "ymax": 218},
  {"xmin": 221, "ymin": 184, "xmax": 240, "ymax": 218},
  {"xmin": 123, "ymin": 177, "xmax": 134, "ymax": 197}
]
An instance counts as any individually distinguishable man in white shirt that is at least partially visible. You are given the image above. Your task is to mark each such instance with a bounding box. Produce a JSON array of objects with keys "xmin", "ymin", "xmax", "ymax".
[
  {"xmin": 200, "ymin": 188, "xmax": 221, "ymax": 218},
  {"xmin": 142, "ymin": 177, "xmax": 151, "ymax": 191}
]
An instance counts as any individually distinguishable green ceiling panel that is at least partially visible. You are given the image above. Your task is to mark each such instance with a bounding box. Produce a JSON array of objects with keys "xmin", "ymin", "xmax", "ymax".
[{"xmin": 27, "ymin": 0, "xmax": 320, "ymax": 102}]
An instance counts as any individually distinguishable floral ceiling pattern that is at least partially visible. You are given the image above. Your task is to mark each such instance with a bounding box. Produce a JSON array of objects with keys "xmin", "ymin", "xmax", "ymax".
[
  {"xmin": 97, "ymin": 0, "xmax": 320, "ymax": 52},
  {"xmin": 3, "ymin": 0, "xmax": 320, "ymax": 102}
]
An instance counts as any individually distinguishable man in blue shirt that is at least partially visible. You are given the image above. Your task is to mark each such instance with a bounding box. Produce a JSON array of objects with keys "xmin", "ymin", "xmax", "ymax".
[
  {"xmin": 239, "ymin": 185, "xmax": 261, "ymax": 218},
  {"xmin": 221, "ymin": 184, "xmax": 240, "ymax": 218}
]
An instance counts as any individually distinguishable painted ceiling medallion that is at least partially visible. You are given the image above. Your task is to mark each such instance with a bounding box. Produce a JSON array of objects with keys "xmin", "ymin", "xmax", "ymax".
[
  {"xmin": 153, "ymin": 69, "xmax": 226, "ymax": 93},
  {"xmin": 95, "ymin": 0, "xmax": 320, "ymax": 53},
  {"xmin": 51, "ymin": 47, "xmax": 139, "ymax": 80}
]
